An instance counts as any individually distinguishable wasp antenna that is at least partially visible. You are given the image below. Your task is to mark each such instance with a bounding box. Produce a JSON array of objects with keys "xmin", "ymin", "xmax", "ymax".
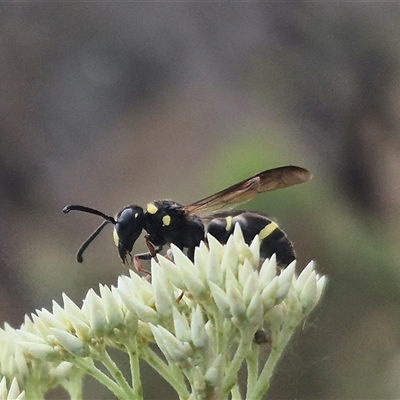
[
  {"xmin": 63, "ymin": 205, "xmax": 116, "ymax": 224},
  {"xmin": 76, "ymin": 220, "xmax": 111, "ymax": 263}
]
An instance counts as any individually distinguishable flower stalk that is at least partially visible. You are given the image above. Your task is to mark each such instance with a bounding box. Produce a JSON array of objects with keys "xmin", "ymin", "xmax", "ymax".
[{"xmin": 0, "ymin": 226, "xmax": 326, "ymax": 399}]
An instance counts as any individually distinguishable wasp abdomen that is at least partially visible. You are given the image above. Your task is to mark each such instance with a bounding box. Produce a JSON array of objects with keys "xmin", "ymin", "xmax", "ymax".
[{"xmin": 206, "ymin": 211, "xmax": 295, "ymax": 266}]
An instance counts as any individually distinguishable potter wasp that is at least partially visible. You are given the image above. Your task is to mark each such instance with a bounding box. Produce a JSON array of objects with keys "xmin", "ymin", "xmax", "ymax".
[{"xmin": 63, "ymin": 165, "xmax": 312, "ymax": 269}]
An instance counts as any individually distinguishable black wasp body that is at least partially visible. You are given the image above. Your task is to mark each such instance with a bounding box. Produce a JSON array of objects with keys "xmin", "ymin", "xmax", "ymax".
[
  {"xmin": 206, "ymin": 210, "xmax": 295, "ymax": 266},
  {"xmin": 142, "ymin": 200, "xmax": 205, "ymax": 261},
  {"xmin": 63, "ymin": 165, "xmax": 312, "ymax": 268}
]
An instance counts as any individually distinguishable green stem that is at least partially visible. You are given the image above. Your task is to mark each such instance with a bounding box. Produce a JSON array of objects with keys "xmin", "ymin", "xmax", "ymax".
[
  {"xmin": 65, "ymin": 382, "xmax": 83, "ymax": 400},
  {"xmin": 221, "ymin": 330, "xmax": 253, "ymax": 396},
  {"xmin": 25, "ymin": 381, "xmax": 45, "ymax": 400},
  {"xmin": 99, "ymin": 349, "xmax": 137, "ymax": 398},
  {"xmin": 203, "ymin": 304, "xmax": 225, "ymax": 356},
  {"xmin": 73, "ymin": 357, "xmax": 129, "ymax": 399},
  {"xmin": 141, "ymin": 347, "xmax": 190, "ymax": 399},
  {"xmin": 248, "ymin": 326, "xmax": 294, "ymax": 399},
  {"xmin": 125, "ymin": 339, "xmax": 142, "ymax": 398},
  {"xmin": 245, "ymin": 343, "xmax": 259, "ymax": 399},
  {"xmin": 230, "ymin": 383, "xmax": 243, "ymax": 400},
  {"xmin": 63, "ymin": 368, "xmax": 84, "ymax": 400},
  {"xmin": 25, "ymin": 360, "xmax": 50, "ymax": 399}
]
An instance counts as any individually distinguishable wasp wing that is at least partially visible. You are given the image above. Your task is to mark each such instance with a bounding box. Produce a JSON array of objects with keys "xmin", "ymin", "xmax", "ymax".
[{"xmin": 184, "ymin": 165, "xmax": 312, "ymax": 216}]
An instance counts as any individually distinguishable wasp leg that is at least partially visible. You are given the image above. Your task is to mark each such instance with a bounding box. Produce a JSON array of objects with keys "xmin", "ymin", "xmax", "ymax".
[
  {"xmin": 145, "ymin": 237, "xmax": 161, "ymax": 257},
  {"xmin": 187, "ymin": 246, "xmax": 195, "ymax": 261},
  {"xmin": 132, "ymin": 254, "xmax": 152, "ymax": 276},
  {"xmin": 133, "ymin": 239, "xmax": 163, "ymax": 276}
]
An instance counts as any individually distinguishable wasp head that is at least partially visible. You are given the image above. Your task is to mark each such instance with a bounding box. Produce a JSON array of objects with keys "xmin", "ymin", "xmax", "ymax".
[{"xmin": 113, "ymin": 205, "xmax": 145, "ymax": 264}]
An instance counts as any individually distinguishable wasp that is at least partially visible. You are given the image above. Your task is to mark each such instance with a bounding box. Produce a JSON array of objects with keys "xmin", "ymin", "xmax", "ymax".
[{"xmin": 63, "ymin": 165, "xmax": 312, "ymax": 269}]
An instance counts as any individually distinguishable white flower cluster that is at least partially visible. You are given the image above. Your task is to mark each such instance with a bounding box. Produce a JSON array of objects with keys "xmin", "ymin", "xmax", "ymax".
[
  {"xmin": 0, "ymin": 377, "xmax": 25, "ymax": 400},
  {"xmin": 0, "ymin": 226, "xmax": 326, "ymax": 399}
]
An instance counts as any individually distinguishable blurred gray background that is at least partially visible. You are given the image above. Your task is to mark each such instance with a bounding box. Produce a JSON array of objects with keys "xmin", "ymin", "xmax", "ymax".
[{"xmin": 1, "ymin": 3, "xmax": 400, "ymax": 399}]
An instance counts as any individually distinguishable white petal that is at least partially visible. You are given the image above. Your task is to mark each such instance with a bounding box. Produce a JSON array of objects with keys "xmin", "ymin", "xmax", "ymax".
[
  {"xmin": 233, "ymin": 222, "xmax": 245, "ymax": 243},
  {"xmin": 242, "ymin": 270, "xmax": 259, "ymax": 305},
  {"xmin": 191, "ymin": 305, "xmax": 208, "ymax": 349},
  {"xmin": 265, "ymin": 306, "xmax": 285, "ymax": 327},
  {"xmin": 172, "ymin": 308, "xmax": 191, "ymax": 343},
  {"xmin": 50, "ymin": 328, "xmax": 87, "ymax": 357},
  {"xmin": 294, "ymin": 261, "xmax": 315, "ymax": 295},
  {"xmin": 227, "ymin": 283, "xmax": 246, "ymax": 321},
  {"xmin": 316, "ymin": 275, "xmax": 328, "ymax": 301},
  {"xmin": 8, "ymin": 378, "xmax": 22, "ymax": 399},
  {"xmin": 276, "ymin": 280, "xmax": 292, "ymax": 304},
  {"xmin": 52, "ymin": 301, "xmax": 72, "ymax": 327},
  {"xmin": 51, "ymin": 361, "xmax": 73, "ymax": 380},
  {"xmin": 14, "ymin": 347, "xmax": 29, "ymax": 380},
  {"xmin": 0, "ymin": 343, "xmax": 17, "ymax": 375},
  {"xmin": 150, "ymin": 324, "xmax": 191, "ymax": 363},
  {"xmin": 156, "ymin": 255, "xmax": 185, "ymax": 289},
  {"xmin": 170, "ymin": 244, "xmax": 195, "ymax": 273},
  {"xmin": 67, "ymin": 315, "xmax": 91, "ymax": 341},
  {"xmin": 26, "ymin": 343, "xmax": 58, "ymax": 361},
  {"xmin": 238, "ymin": 259, "xmax": 255, "ymax": 290},
  {"xmin": 118, "ymin": 290, "xmax": 159, "ymax": 324},
  {"xmin": 0, "ymin": 377, "xmax": 6, "ymax": 397},
  {"xmin": 83, "ymin": 289, "xmax": 107, "ymax": 335},
  {"xmin": 183, "ymin": 270, "xmax": 207, "ymax": 300},
  {"xmin": 17, "ymin": 330, "xmax": 47, "ymax": 345},
  {"xmin": 37, "ymin": 308, "xmax": 66, "ymax": 329},
  {"xmin": 206, "ymin": 249, "xmax": 223, "ymax": 286},
  {"xmin": 99, "ymin": 284, "xmax": 124, "ymax": 327},
  {"xmin": 123, "ymin": 310, "xmax": 139, "ymax": 333},
  {"xmin": 62, "ymin": 293, "xmax": 86, "ymax": 321},
  {"xmin": 193, "ymin": 241, "xmax": 209, "ymax": 280},
  {"xmin": 206, "ymin": 233, "xmax": 224, "ymax": 261},
  {"xmin": 31, "ymin": 314, "xmax": 51, "ymax": 338},
  {"xmin": 249, "ymin": 235, "xmax": 261, "ymax": 266},
  {"xmin": 209, "ymin": 282, "xmax": 231, "ymax": 318},
  {"xmin": 16, "ymin": 391, "xmax": 26, "ymax": 400},
  {"xmin": 192, "ymin": 366, "xmax": 205, "ymax": 392},
  {"xmin": 21, "ymin": 316, "xmax": 38, "ymax": 335},
  {"xmin": 220, "ymin": 236, "xmax": 239, "ymax": 275},
  {"xmin": 285, "ymin": 289, "xmax": 303, "ymax": 316},
  {"xmin": 258, "ymin": 255, "xmax": 278, "ymax": 288},
  {"xmin": 204, "ymin": 354, "xmax": 223, "ymax": 387},
  {"xmin": 299, "ymin": 271, "xmax": 318, "ymax": 312},
  {"xmin": 276, "ymin": 262, "xmax": 296, "ymax": 301},
  {"xmin": 246, "ymin": 290, "xmax": 264, "ymax": 325},
  {"xmin": 151, "ymin": 261, "xmax": 173, "ymax": 319},
  {"xmin": 260, "ymin": 277, "xmax": 279, "ymax": 310},
  {"xmin": 278, "ymin": 261, "xmax": 296, "ymax": 286}
]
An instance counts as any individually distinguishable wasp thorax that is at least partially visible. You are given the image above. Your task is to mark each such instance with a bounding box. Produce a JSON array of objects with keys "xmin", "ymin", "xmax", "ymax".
[
  {"xmin": 162, "ymin": 215, "xmax": 171, "ymax": 226},
  {"xmin": 146, "ymin": 203, "xmax": 158, "ymax": 214}
]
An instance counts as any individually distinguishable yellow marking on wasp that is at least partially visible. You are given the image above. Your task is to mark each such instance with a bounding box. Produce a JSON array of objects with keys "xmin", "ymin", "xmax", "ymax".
[
  {"xmin": 147, "ymin": 203, "xmax": 158, "ymax": 214},
  {"xmin": 162, "ymin": 215, "xmax": 171, "ymax": 227},
  {"xmin": 113, "ymin": 228, "xmax": 119, "ymax": 247},
  {"xmin": 225, "ymin": 216, "xmax": 233, "ymax": 231},
  {"xmin": 134, "ymin": 213, "xmax": 138, "ymax": 218},
  {"xmin": 259, "ymin": 221, "xmax": 279, "ymax": 240}
]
